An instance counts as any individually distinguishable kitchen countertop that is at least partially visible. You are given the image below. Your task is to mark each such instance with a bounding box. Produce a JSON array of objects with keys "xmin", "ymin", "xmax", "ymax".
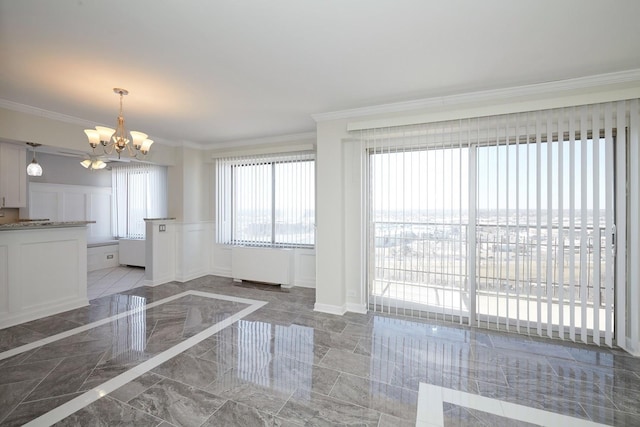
[{"xmin": 0, "ymin": 221, "xmax": 95, "ymax": 231}]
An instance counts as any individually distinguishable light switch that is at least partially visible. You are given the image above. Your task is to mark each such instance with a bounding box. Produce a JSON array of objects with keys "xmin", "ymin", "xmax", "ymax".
[{"xmin": 159, "ymin": 224, "xmax": 166, "ymax": 232}]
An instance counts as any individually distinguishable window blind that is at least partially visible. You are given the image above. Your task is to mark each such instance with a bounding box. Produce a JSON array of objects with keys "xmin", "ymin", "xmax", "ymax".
[
  {"xmin": 355, "ymin": 99, "xmax": 638, "ymax": 347},
  {"xmin": 215, "ymin": 152, "xmax": 315, "ymax": 248},
  {"xmin": 112, "ymin": 163, "xmax": 168, "ymax": 239}
]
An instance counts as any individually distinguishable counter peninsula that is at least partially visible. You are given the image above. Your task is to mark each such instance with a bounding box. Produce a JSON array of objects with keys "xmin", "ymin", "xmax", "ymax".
[{"xmin": 0, "ymin": 221, "xmax": 93, "ymax": 328}]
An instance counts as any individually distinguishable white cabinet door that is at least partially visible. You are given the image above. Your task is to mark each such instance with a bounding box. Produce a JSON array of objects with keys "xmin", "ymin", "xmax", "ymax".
[{"xmin": 0, "ymin": 143, "xmax": 27, "ymax": 207}]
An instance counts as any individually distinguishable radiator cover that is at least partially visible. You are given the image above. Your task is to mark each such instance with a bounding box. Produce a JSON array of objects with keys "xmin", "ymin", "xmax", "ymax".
[{"xmin": 231, "ymin": 246, "xmax": 293, "ymax": 286}]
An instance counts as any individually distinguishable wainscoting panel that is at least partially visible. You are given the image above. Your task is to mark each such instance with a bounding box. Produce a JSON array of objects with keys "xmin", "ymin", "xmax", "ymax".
[
  {"xmin": 175, "ymin": 222, "xmax": 212, "ymax": 282},
  {"xmin": 294, "ymin": 249, "xmax": 316, "ymax": 288},
  {"xmin": 28, "ymin": 183, "xmax": 112, "ymax": 243},
  {"xmin": 211, "ymin": 244, "xmax": 232, "ymax": 277}
]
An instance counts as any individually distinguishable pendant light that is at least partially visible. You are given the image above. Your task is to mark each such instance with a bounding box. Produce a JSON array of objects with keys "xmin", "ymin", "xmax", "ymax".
[{"xmin": 26, "ymin": 142, "xmax": 43, "ymax": 177}]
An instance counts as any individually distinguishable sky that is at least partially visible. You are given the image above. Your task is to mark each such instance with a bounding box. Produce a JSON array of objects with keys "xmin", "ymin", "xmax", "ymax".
[{"xmin": 370, "ymin": 138, "xmax": 610, "ymax": 216}]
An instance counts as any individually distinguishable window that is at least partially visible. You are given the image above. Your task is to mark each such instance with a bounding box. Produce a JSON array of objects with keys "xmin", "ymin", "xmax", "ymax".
[
  {"xmin": 112, "ymin": 164, "xmax": 168, "ymax": 239},
  {"xmin": 216, "ymin": 153, "xmax": 315, "ymax": 247}
]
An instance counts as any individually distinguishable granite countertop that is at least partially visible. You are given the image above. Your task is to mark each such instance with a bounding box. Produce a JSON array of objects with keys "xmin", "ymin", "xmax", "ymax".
[{"xmin": 0, "ymin": 221, "xmax": 96, "ymax": 231}]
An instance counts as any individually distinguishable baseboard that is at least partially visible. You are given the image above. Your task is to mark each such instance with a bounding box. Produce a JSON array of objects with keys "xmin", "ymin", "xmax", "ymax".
[
  {"xmin": 0, "ymin": 297, "xmax": 89, "ymax": 329},
  {"xmin": 175, "ymin": 269, "xmax": 208, "ymax": 283},
  {"xmin": 314, "ymin": 302, "xmax": 347, "ymax": 315},
  {"xmin": 294, "ymin": 279, "xmax": 316, "ymax": 289},
  {"xmin": 143, "ymin": 275, "xmax": 174, "ymax": 287},
  {"xmin": 346, "ymin": 302, "xmax": 368, "ymax": 314},
  {"xmin": 210, "ymin": 267, "xmax": 232, "ymax": 278}
]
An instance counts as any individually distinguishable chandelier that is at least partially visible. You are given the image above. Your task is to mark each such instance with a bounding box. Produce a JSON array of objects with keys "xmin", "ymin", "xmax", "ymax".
[
  {"xmin": 84, "ymin": 88, "xmax": 153, "ymax": 159},
  {"xmin": 80, "ymin": 157, "xmax": 107, "ymax": 171}
]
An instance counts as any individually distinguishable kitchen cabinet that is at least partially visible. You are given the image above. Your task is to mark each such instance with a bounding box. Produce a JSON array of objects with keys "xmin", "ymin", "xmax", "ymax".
[{"xmin": 0, "ymin": 143, "xmax": 27, "ymax": 208}]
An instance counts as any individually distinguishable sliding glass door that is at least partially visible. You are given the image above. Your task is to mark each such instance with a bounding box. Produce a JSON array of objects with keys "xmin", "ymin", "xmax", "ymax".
[
  {"xmin": 474, "ymin": 134, "xmax": 615, "ymax": 343},
  {"xmin": 365, "ymin": 102, "xmax": 629, "ymax": 346},
  {"xmin": 369, "ymin": 146, "xmax": 469, "ymax": 321}
]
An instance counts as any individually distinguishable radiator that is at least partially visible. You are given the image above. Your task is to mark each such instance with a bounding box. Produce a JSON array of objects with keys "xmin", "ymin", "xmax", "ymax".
[
  {"xmin": 231, "ymin": 246, "xmax": 293, "ymax": 286},
  {"xmin": 118, "ymin": 238, "xmax": 146, "ymax": 267}
]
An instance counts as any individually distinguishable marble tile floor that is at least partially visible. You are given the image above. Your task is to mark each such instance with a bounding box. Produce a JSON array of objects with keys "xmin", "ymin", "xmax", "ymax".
[
  {"xmin": 87, "ymin": 266, "xmax": 146, "ymax": 300},
  {"xmin": 1, "ymin": 275, "xmax": 640, "ymax": 426}
]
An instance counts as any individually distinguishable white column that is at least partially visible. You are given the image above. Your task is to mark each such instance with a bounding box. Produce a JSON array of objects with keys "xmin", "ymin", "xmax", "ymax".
[{"xmin": 314, "ymin": 119, "xmax": 349, "ymax": 314}]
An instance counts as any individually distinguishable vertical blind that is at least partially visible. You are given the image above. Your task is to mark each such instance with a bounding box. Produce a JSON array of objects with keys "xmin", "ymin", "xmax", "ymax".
[
  {"xmin": 356, "ymin": 99, "xmax": 638, "ymax": 347},
  {"xmin": 112, "ymin": 163, "xmax": 168, "ymax": 239},
  {"xmin": 215, "ymin": 152, "xmax": 315, "ymax": 247}
]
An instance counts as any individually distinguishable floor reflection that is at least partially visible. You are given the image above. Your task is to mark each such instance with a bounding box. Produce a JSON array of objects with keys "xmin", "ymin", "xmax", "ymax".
[
  {"xmin": 0, "ymin": 291, "xmax": 257, "ymax": 426},
  {"xmin": 1, "ymin": 276, "xmax": 640, "ymax": 426}
]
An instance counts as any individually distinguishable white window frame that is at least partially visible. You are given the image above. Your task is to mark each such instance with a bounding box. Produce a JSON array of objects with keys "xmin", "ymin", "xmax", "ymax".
[{"xmin": 216, "ymin": 152, "xmax": 315, "ymax": 248}]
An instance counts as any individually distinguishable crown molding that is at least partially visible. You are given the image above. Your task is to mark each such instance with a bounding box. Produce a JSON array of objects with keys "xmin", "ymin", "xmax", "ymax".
[
  {"xmin": 0, "ymin": 98, "xmax": 97, "ymax": 128},
  {"xmin": 311, "ymin": 69, "xmax": 640, "ymax": 123},
  {"xmin": 206, "ymin": 131, "xmax": 316, "ymax": 150}
]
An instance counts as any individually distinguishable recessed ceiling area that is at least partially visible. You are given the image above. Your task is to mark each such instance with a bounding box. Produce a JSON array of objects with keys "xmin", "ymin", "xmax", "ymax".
[{"xmin": 1, "ymin": 0, "xmax": 640, "ymax": 147}]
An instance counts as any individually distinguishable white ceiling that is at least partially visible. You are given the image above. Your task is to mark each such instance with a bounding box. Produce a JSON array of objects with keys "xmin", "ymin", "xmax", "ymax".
[{"xmin": 2, "ymin": 0, "xmax": 640, "ymax": 147}]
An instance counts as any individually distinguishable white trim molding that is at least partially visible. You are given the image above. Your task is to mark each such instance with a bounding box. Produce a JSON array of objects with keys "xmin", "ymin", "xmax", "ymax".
[
  {"xmin": 314, "ymin": 302, "xmax": 347, "ymax": 316},
  {"xmin": 0, "ymin": 99, "xmax": 96, "ymax": 128},
  {"xmin": 346, "ymin": 302, "xmax": 367, "ymax": 314},
  {"xmin": 208, "ymin": 132, "xmax": 317, "ymax": 152},
  {"xmin": 312, "ymin": 69, "xmax": 640, "ymax": 123}
]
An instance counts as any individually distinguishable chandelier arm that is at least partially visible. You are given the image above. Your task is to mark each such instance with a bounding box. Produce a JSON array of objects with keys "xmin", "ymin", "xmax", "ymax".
[{"xmin": 125, "ymin": 142, "xmax": 136, "ymax": 158}]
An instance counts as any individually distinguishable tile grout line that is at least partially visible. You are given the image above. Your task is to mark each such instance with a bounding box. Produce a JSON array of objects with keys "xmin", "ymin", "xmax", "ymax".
[
  {"xmin": 272, "ymin": 388, "xmax": 297, "ymax": 420},
  {"xmin": 326, "ymin": 371, "xmax": 342, "ymax": 397},
  {"xmin": 103, "ymin": 394, "xmax": 166, "ymax": 425},
  {"xmin": 0, "ymin": 357, "xmax": 66, "ymax": 425},
  {"xmin": 0, "ymin": 291, "xmax": 233, "ymax": 362},
  {"xmin": 122, "ymin": 373, "xmax": 165, "ymax": 404},
  {"xmin": 23, "ymin": 295, "xmax": 267, "ymax": 426}
]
